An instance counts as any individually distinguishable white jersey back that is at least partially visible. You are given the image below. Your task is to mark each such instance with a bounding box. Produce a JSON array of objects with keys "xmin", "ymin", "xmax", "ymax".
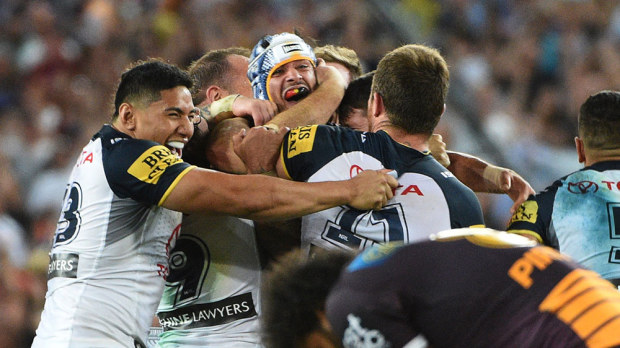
[
  {"xmin": 156, "ymin": 214, "xmax": 262, "ymax": 347},
  {"xmin": 279, "ymin": 125, "xmax": 485, "ymax": 255}
]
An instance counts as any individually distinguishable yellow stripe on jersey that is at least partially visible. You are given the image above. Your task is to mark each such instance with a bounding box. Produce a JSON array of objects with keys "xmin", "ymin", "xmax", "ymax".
[
  {"xmin": 158, "ymin": 165, "xmax": 195, "ymax": 206},
  {"xmin": 286, "ymin": 125, "xmax": 317, "ymax": 159},
  {"xmin": 128, "ymin": 145, "xmax": 183, "ymax": 184},
  {"xmin": 279, "ymin": 144, "xmax": 292, "ymax": 180}
]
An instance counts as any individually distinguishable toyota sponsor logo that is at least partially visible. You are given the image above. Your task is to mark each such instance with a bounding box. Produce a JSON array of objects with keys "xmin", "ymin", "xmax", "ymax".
[
  {"xmin": 567, "ymin": 181, "xmax": 598, "ymax": 194},
  {"xmin": 350, "ymin": 164, "xmax": 364, "ymax": 178}
]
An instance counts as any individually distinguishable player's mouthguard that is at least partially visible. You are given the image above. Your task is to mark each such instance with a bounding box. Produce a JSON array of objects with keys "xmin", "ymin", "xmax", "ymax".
[
  {"xmin": 284, "ymin": 87, "xmax": 310, "ymax": 101},
  {"xmin": 166, "ymin": 141, "xmax": 185, "ymax": 158}
]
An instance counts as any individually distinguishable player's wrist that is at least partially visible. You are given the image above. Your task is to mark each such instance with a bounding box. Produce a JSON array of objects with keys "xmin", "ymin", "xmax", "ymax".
[
  {"xmin": 210, "ymin": 94, "xmax": 241, "ymax": 116},
  {"xmin": 482, "ymin": 165, "xmax": 507, "ymax": 192}
]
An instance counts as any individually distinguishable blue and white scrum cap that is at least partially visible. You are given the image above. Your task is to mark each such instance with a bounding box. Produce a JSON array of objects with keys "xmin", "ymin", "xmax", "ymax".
[{"xmin": 247, "ymin": 32, "xmax": 317, "ymax": 101}]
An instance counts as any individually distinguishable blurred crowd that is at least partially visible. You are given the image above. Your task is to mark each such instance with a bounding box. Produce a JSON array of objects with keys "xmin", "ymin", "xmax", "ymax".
[{"xmin": 0, "ymin": 0, "xmax": 617, "ymax": 346}]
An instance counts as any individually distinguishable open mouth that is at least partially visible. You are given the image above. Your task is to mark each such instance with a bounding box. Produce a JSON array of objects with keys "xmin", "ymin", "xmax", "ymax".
[
  {"xmin": 284, "ymin": 86, "xmax": 310, "ymax": 102},
  {"xmin": 166, "ymin": 141, "xmax": 185, "ymax": 158}
]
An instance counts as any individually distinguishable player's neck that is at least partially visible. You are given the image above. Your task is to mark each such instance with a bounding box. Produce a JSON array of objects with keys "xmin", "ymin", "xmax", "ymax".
[
  {"xmin": 584, "ymin": 148, "xmax": 620, "ymax": 166},
  {"xmin": 380, "ymin": 125, "xmax": 429, "ymax": 152}
]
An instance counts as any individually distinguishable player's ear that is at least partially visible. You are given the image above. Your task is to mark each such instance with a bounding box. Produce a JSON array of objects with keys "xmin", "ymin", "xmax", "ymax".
[
  {"xmin": 206, "ymin": 85, "xmax": 225, "ymax": 104},
  {"xmin": 369, "ymin": 92, "xmax": 384, "ymax": 118},
  {"xmin": 575, "ymin": 136, "xmax": 586, "ymax": 163},
  {"xmin": 118, "ymin": 103, "xmax": 136, "ymax": 131}
]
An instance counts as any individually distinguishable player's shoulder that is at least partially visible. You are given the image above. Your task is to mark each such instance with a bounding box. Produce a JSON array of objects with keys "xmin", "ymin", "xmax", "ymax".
[
  {"xmin": 284, "ymin": 124, "xmax": 370, "ymax": 156},
  {"xmin": 554, "ymin": 162, "xmax": 620, "ymax": 196},
  {"xmin": 97, "ymin": 125, "xmax": 160, "ymax": 155},
  {"xmin": 315, "ymin": 124, "xmax": 368, "ymax": 141},
  {"xmin": 97, "ymin": 125, "xmax": 188, "ymax": 186}
]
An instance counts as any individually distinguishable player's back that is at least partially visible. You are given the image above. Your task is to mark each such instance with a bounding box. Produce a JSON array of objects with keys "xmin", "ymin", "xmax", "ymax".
[
  {"xmin": 280, "ymin": 125, "xmax": 484, "ymax": 254},
  {"xmin": 326, "ymin": 229, "xmax": 620, "ymax": 348},
  {"xmin": 156, "ymin": 214, "xmax": 262, "ymax": 347},
  {"xmin": 509, "ymin": 161, "xmax": 620, "ymax": 287}
]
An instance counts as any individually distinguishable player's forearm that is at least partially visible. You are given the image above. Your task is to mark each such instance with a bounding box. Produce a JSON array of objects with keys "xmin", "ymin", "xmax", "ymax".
[
  {"xmin": 448, "ymin": 151, "xmax": 523, "ymax": 194},
  {"xmin": 268, "ymin": 78, "xmax": 345, "ymax": 129},
  {"xmin": 447, "ymin": 151, "xmax": 494, "ymax": 192},
  {"xmin": 166, "ymin": 169, "xmax": 351, "ymax": 221},
  {"xmin": 244, "ymin": 178, "xmax": 353, "ymax": 221}
]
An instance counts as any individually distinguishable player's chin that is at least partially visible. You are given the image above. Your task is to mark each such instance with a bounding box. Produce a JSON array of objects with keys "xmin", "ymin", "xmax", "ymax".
[{"xmin": 283, "ymin": 100, "xmax": 300, "ymax": 109}]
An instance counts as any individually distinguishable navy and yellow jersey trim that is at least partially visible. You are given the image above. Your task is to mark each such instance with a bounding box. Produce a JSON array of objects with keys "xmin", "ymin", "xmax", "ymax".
[
  {"xmin": 157, "ymin": 165, "xmax": 195, "ymax": 206},
  {"xmin": 97, "ymin": 125, "xmax": 193, "ymax": 206},
  {"xmin": 280, "ymin": 125, "xmax": 432, "ymax": 182},
  {"xmin": 278, "ymin": 133, "xmax": 293, "ymax": 180},
  {"xmin": 507, "ymin": 229, "xmax": 544, "ymax": 243},
  {"xmin": 507, "ymin": 180, "xmax": 559, "ymax": 246}
]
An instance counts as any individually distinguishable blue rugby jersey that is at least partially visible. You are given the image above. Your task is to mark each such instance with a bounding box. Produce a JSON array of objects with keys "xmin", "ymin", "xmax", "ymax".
[{"xmin": 508, "ymin": 160, "xmax": 620, "ymax": 287}]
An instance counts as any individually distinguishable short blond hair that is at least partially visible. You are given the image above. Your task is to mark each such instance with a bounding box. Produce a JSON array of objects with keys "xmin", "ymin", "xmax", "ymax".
[{"xmin": 314, "ymin": 45, "xmax": 363, "ymax": 80}]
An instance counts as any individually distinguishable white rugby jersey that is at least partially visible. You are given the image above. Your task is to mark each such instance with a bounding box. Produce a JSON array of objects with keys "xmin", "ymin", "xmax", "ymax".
[
  {"xmin": 32, "ymin": 125, "xmax": 194, "ymax": 348},
  {"xmin": 279, "ymin": 125, "xmax": 485, "ymax": 255},
  {"xmin": 155, "ymin": 214, "xmax": 262, "ymax": 347}
]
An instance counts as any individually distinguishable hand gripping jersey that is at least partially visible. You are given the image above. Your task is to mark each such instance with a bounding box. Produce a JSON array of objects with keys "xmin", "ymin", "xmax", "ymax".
[
  {"xmin": 508, "ymin": 161, "xmax": 620, "ymax": 288},
  {"xmin": 32, "ymin": 125, "xmax": 194, "ymax": 348},
  {"xmin": 326, "ymin": 230, "xmax": 620, "ymax": 348},
  {"xmin": 155, "ymin": 214, "xmax": 262, "ymax": 347},
  {"xmin": 279, "ymin": 125, "xmax": 484, "ymax": 254}
]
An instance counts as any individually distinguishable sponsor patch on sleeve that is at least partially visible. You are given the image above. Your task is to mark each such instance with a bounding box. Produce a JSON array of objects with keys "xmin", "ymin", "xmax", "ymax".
[
  {"xmin": 127, "ymin": 145, "xmax": 182, "ymax": 184},
  {"xmin": 286, "ymin": 125, "xmax": 317, "ymax": 159},
  {"xmin": 48, "ymin": 253, "xmax": 79, "ymax": 279},
  {"xmin": 510, "ymin": 200, "xmax": 538, "ymax": 224}
]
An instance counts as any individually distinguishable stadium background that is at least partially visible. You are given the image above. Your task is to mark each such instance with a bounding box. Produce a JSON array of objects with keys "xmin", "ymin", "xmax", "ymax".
[{"xmin": 0, "ymin": 1, "xmax": 618, "ymax": 346}]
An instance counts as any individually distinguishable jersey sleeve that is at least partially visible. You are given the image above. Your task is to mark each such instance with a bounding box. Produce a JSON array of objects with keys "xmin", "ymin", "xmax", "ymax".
[
  {"xmin": 507, "ymin": 187, "xmax": 556, "ymax": 245},
  {"xmin": 103, "ymin": 138, "xmax": 194, "ymax": 206},
  {"xmin": 279, "ymin": 124, "xmax": 342, "ymax": 181}
]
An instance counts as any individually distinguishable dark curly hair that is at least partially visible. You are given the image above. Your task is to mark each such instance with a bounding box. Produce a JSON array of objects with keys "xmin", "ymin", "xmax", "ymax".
[
  {"xmin": 261, "ymin": 248, "xmax": 355, "ymax": 348},
  {"xmin": 578, "ymin": 90, "xmax": 620, "ymax": 150}
]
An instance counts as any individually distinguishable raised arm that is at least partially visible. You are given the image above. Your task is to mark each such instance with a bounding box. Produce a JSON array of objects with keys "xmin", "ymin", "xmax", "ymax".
[
  {"xmin": 266, "ymin": 59, "xmax": 346, "ymax": 129},
  {"xmin": 162, "ymin": 167, "xmax": 397, "ymax": 221}
]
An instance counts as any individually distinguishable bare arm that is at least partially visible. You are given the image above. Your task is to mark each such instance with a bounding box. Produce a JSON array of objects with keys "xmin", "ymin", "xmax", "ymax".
[
  {"xmin": 162, "ymin": 167, "xmax": 397, "ymax": 221},
  {"xmin": 266, "ymin": 59, "xmax": 346, "ymax": 129},
  {"xmin": 205, "ymin": 94, "xmax": 278, "ymax": 128},
  {"xmin": 230, "ymin": 96, "xmax": 278, "ymax": 126},
  {"xmin": 231, "ymin": 60, "xmax": 346, "ymax": 174},
  {"xmin": 447, "ymin": 151, "xmax": 535, "ymax": 213},
  {"xmin": 232, "ymin": 126, "xmax": 288, "ymax": 174}
]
